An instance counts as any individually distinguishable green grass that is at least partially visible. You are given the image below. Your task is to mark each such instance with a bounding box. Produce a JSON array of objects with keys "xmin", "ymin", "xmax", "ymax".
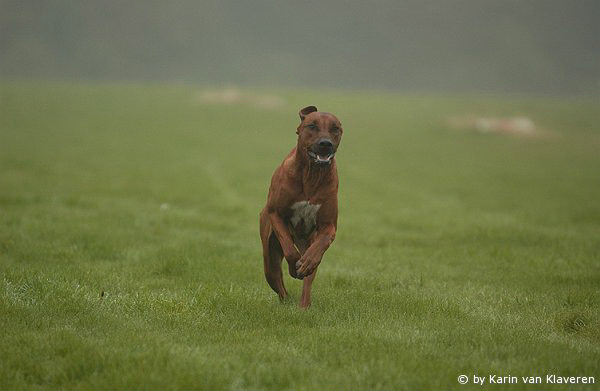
[{"xmin": 1, "ymin": 82, "xmax": 599, "ymax": 390}]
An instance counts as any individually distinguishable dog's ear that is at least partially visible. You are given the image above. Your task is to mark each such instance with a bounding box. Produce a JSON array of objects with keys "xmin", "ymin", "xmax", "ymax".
[{"xmin": 299, "ymin": 106, "xmax": 318, "ymax": 121}]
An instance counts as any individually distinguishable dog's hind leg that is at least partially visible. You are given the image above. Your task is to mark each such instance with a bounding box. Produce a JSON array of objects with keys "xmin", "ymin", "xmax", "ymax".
[
  {"xmin": 294, "ymin": 236, "xmax": 316, "ymax": 309},
  {"xmin": 260, "ymin": 210, "xmax": 288, "ymax": 300},
  {"xmin": 264, "ymin": 234, "xmax": 287, "ymax": 300},
  {"xmin": 264, "ymin": 234, "xmax": 288, "ymax": 300},
  {"xmin": 299, "ymin": 267, "xmax": 318, "ymax": 309}
]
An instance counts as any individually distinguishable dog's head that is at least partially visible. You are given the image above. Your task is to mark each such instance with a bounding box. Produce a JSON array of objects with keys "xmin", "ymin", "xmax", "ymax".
[{"xmin": 296, "ymin": 106, "xmax": 343, "ymax": 167}]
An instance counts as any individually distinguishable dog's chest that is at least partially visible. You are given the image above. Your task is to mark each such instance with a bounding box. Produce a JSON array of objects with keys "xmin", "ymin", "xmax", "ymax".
[{"xmin": 289, "ymin": 201, "xmax": 321, "ymax": 235}]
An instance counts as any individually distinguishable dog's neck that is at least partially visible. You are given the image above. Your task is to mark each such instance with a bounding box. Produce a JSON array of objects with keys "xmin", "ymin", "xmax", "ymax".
[{"xmin": 293, "ymin": 146, "xmax": 335, "ymax": 197}]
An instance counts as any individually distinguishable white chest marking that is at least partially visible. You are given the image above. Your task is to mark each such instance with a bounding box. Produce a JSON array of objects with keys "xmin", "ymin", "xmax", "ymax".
[{"xmin": 290, "ymin": 201, "xmax": 321, "ymax": 234}]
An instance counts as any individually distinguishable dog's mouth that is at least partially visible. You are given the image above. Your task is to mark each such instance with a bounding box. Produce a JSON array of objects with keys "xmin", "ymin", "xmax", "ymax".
[{"xmin": 307, "ymin": 150, "xmax": 335, "ymax": 165}]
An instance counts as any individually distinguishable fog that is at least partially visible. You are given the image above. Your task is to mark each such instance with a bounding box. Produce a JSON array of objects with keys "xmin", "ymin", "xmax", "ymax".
[{"xmin": 1, "ymin": 0, "xmax": 598, "ymax": 95}]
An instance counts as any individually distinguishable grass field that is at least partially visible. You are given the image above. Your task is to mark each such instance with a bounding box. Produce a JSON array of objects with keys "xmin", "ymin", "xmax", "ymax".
[{"xmin": 1, "ymin": 82, "xmax": 599, "ymax": 390}]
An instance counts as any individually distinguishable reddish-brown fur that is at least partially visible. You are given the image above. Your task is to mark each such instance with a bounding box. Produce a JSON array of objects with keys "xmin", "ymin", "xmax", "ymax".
[{"xmin": 259, "ymin": 106, "xmax": 343, "ymax": 308}]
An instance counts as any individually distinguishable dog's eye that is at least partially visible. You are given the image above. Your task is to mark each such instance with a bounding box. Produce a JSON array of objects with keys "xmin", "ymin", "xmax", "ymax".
[
  {"xmin": 331, "ymin": 126, "xmax": 340, "ymax": 134},
  {"xmin": 307, "ymin": 123, "xmax": 317, "ymax": 130}
]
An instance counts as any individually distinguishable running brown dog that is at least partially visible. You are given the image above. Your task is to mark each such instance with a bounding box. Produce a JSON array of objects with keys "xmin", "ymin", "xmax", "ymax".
[{"xmin": 259, "ymin": 106, "xmax": 343, "ymax": 308}]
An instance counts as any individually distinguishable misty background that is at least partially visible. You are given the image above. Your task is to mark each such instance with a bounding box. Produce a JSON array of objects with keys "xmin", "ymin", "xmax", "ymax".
[{"xmin": 1, "ymin": 0, "xmax": 598, "ymax": 95}]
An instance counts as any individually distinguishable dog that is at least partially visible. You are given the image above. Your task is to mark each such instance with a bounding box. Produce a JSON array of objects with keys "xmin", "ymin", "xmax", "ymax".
[{"xmin": 259, "ymin": 106, "xmax": 343, "ymax": 308}]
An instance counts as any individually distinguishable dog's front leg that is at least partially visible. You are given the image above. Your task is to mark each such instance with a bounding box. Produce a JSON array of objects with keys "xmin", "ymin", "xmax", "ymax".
[
  {"xmin": 296, "ymin": 223, "xmax": 336, "ymax": 278},
  {"xmin": 268, "ymin": 211, "xmax": 301, "ymax": 268}
]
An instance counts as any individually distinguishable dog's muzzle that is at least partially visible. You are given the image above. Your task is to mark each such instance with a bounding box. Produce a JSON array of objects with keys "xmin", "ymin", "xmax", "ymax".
[
  {"xmin": 307, "ymin": 150, "xmax": 335, "ymax": 165},
  {"xmin": 308, "ymin": 138, "xmax": 336, "ymax": 166}
]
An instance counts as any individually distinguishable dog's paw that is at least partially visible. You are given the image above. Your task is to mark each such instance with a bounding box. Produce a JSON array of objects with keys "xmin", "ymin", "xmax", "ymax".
[
  {"xmin": 295, "ymin": 259, "xmax": 316, "ymax": 279},
  {"xmin": 288, "ymin": 261, "xmax": 302, "ymax": 279}
]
